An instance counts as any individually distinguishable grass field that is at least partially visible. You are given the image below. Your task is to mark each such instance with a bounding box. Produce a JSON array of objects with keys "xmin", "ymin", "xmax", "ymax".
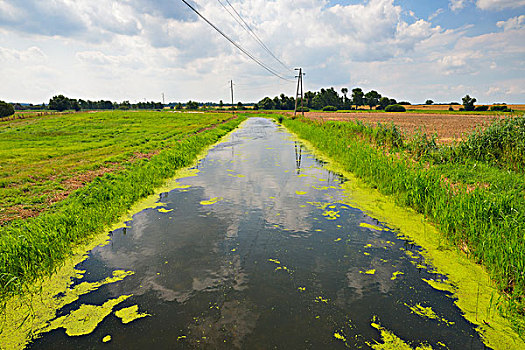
[
  {"xmin": 280, "ymin": 113, "xmax": 525, "ymax": 336},
  {"xmin": 0, "ymin": 110, "xmax": 235, "ymax": 223},
  {"xmin": 0, "ymin": 110, "xmax": 246, "ymax": 300}
]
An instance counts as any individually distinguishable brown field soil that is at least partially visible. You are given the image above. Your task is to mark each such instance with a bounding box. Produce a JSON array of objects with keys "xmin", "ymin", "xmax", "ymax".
[
  {"xmin": 407, "ymin": 104, "xmax": 525, "ymax": 111},
  {"xmin": 296, "ymin": 112, "xmax": 507, "ymax": 144}
]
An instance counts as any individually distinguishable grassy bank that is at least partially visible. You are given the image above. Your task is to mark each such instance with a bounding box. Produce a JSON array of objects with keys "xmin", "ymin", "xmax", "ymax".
[
  {"xmin": 281, "ymin": 114, "xmax": 525, "ymax": 336},
  {"xmin": 0, "ymin": 111, "xmax": 246, "ymax": 301},
  {"xmin": 0, "ymin": 110, "xmax": 233, "ymax": 223}
]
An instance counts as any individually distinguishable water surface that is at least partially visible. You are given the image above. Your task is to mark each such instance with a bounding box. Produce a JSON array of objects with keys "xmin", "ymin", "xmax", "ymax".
[{"xmin": 30, "ymin": 118, "xmax": 489, "ymax": 349}]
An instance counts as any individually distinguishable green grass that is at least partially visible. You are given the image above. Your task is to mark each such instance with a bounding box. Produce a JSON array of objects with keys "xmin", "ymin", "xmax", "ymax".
[
  {"xmin": 0, "ymin": 111, "xmax": 245, "ymax": 301},
  {"xmin": 280, "ymin": 114, "xmax": 525, "ymax": 335},
  {"xmin": 0, "ymin": 110, "xmax": 235, "ymax": 222}
]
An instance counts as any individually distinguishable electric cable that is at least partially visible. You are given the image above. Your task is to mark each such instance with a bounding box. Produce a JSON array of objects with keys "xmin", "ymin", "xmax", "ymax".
[
  {"xmin": 218, "ymin": 0, "xmax": 293, "ymax": 72},
  {"xmin": 180, "ymin": 0, "xmax": 294, "ymax": 82}
]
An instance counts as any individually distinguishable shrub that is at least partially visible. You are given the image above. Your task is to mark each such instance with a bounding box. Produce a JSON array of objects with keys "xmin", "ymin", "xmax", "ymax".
[
  {"xmin": 322, "ymin": 105, "xmax": 338, "ymax": 112},
  {"xmin": 398, "ymin": 101, "xmax": 411, "ymax": 105},
  {"xmin": 385, "ymin": 104, "xmax": 406, "ymax": 112},
  {"xmin": 0, "ymin": 101, "xmax": 15, "ymax": 117},
  {"xmin": 448, "ymin": 107, "xmax": 454, "ymax": 111},
  {"xmin": 296, "ymin": 106, "xmax": 310, "ymax": 112},
  {"xmin": 490, "ymin": 105, "xmax": 511, "ymax": 112},
  {"xmin": 474, "ymin": 105, "xmax": 488, "ymax": 111}
]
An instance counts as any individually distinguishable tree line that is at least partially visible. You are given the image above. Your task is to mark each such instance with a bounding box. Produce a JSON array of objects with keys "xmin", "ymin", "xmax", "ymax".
[{"xmin": 255, "ymin": 87, "xmax": 410, "ymax": 111}]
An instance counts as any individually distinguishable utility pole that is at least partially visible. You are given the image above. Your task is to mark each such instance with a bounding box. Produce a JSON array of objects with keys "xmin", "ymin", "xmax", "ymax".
[
  {"xmin": 294, "ymin": 68, "xmax": 305, "ymax": 117},
  {"xmin": 162, "ymin": 93, "xmax": 165, "ymax": 106},
  {"xmin": 230, "ymin": 80, "xmax": 234, "ymax": 117}
]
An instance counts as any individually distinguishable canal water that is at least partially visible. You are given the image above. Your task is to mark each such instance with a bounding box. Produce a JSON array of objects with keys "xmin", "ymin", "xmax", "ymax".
[{"xmin": 29, "ymin": 118, "xmax": 488, "ymax": 349}]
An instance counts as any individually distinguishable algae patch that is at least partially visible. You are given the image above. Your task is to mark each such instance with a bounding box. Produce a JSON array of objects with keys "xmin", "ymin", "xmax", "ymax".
[
  {"xmin": 404, "ymin": 303, "xmax": 454, "ymax": 326},
  {"xmin": 391, "ymin": 271, "xmax": 404, "ymax": 280},
  {"xmin": 200, "ymin": 197, "xmax": 223, "ymax": 205},
  {"xmin": 369, "ymin": 319, "xmax": 433, "ymax": 350},
  {"xmin": 102, "ymin": 335, "xmax": 112, "ymax": 343},
  {"xmin": 115, "ymin": 305, "xmax": 151, "ymax": 324},
  {"xmin": 42, "ymin": 295, "xmax": 131, "ymax": 336},
  {"xmin": 360, "ymin": 222, "xmax": 387, "ymax": 231}
]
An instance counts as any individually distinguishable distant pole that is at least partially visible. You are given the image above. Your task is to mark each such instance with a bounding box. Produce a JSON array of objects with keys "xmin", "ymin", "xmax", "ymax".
[
  {"xmin": 162, "ymin": 93, "xmax": 165, "ymax": 105},
  {"xmin": 294, "ymin": 68, "xmax": 304, "ymax": 117},
  {"xmin": 231, "ymin": 80, "xmax": 234, "ymax": 117},
  {"xmin": 300, "ymin": 71, "xmax": 304, "ymax": 117}
]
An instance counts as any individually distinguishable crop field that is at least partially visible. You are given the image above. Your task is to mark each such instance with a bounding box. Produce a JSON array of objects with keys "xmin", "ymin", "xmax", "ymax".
[
  {"xmin": 0, "ymin": 110, "xmax": 236, "ymax": 223},
  {"xmin": 299, "ymin": 111, "xmax": 510, "ymax": 143}
]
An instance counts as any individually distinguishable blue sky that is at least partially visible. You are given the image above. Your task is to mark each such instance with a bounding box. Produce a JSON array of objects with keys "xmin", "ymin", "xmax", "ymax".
[{"xmin": 0, "ymin": 0, "xmax": 523, "ymax": 104}]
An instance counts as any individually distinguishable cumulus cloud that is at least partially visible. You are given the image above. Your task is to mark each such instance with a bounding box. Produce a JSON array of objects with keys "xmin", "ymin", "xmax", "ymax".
[
  {"xmin": 497, "ymin": 15, "xmax": 525, "ymax": 31},
  {"xmin": 476, "ymin": 0, "xmax": 525, "ymax": 10},
  {"xmin": 449, "ymin": 0, "xmax": 468, "ymax": 12}
]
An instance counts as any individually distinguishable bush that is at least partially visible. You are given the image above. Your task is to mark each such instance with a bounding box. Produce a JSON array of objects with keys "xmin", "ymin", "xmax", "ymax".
[
  {"xmin": 490, "ymin": 105, "xmax": 512, "ymax": 112},
  {"xmin": 474, "ymin": 105, "xmax": 488, "ymax": 111},
  {"xmin": 398, "ymin": 101, "xmax": 411, "ymax": 105},
  {"xmin": 0, "ymin": 101, "xmax": 15, "ymax": 117},
  {"xmin": 448, "ymin": 107, "xmax": 454, "ymax": 111},
  {"xmin": 385, "ymin": 104, "xmax": 406, "ymax": 112},
  {"xmin": 322, "ymin": 105, "xmax": 338, "ymax": 112},
  {"xmin": 296, "ymin": 106, "xmax": 310, "ymax": 112}
]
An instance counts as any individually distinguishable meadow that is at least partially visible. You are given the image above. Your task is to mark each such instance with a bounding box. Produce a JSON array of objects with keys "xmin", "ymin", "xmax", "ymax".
[
  {"xmin": 0, "ymin": 110, "xmax": 245, "ymax": 301},
  {"xmin": 280, "ymin": 114, "xmax": 525, "ymax": 336},
  {"xmin": 0, "ymin": 110, "xmax": 236, "ymax": 223}
]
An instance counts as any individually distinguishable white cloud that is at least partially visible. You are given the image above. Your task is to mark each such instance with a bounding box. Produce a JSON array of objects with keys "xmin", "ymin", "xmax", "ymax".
[
  {"xmin": 0, "ymin": 0, "xmax": 523, "ymax": 104},
  {"xmin": 476, "ymin": 0, "xmax": 525, "ymax": 10},
  {"xmin": 497, "ymin": 15, "xmax": 525, "ymax": 31},
  {"xmin": 449, "ymin": 0, "xmax": 469, "ymax": 12},
  {"xmin": 0, "ymin": 46, "xmax": 46, "ymax": 62}
]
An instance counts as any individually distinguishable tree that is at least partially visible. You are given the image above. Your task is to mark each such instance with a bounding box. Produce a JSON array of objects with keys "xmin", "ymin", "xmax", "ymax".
[
  {"xmin": 0, "ymin": 101, "xmax": 15, "ymax": 117},
  {"xmin": 219, "ymin": 100, "xmax": 224, "ymax": 109},
  {"xmin": 175, "ymin": 103, "xmax": 183, "ymax": 110},
  {"xmin": 377, "ymin": 97, "xmax": 391, "ymax": 110},
  {"xmin": 48, "ymin": 95, "xmax": 71, "ymax": 111},
  {"xmin": 462, "ymin": 95, "xmax": 477, "ymax": 111},
  {"xmin": 425, "ymin": 99, "xmax": 434, "ymax": 105},
  {"xmin": 186, "ymin": 100, "xmax": 199, "ymax": 110},
  {"xmin": 258, "ymin": 97, "xmax": 274, "ymax": 110},
  {"xmin": 341, "ymin": 88, "xmax": 349, "ymax": 109},
  {"xmin": 364, "ymin": 90, "xmax": 381, "ymax": 110},
  {"xmin": 237, "ymin": 102, "xmax": 245, "ymax": 110},
  {"xmin": 352, "ymin": 88, "xmax": 364, "ymax": 109}
]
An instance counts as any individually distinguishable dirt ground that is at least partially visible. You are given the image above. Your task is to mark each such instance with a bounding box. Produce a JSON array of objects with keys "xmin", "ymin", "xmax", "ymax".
[{"xmin": 297, "ymin": 112, "xmax": 507, "ymax": 143}]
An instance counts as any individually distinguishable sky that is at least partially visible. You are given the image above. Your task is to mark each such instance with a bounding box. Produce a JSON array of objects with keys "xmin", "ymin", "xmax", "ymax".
[{"xmin": 0, "ymin": 0, "xmax": 524, "ymax": 104}]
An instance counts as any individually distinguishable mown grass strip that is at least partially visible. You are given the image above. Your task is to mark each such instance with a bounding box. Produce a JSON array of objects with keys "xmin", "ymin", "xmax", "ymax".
[
  {"xmin": 0, "ymin": 114, "xmax": 246, "ymax": 302},
  {"xmin": 281, "ymin": 115, "xmax": 525, "ymax": 336}
]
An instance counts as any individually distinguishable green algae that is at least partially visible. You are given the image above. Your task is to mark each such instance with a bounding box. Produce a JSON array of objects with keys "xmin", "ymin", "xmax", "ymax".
[
  {"xmin": 359, "ymin": 222, "xmax": 387, "ymax": 231},
  {"xmin": 102, "ymin": 335, "xmax": 112, "ymax": 343},
  {"xmin": 404, "ymin": 303, "xmax": 454, "ymax": 326},
  {"xmin": 369, "ymin": 319, "xmax": 433, "ymax": 350},
  {"xmin": 322, "ymin": 210, "xmax": 340, "ymax": 220},
  {"xmin": 334, "ymin": 331, "xmax": 347, "ymax": 342},
  {"xmin": 157, "ymin": 208, "xmax": 173, "ymax": 213},
  {"xmin": 391, "ymin": 271, "xmax": 404, "ymax": 280},
  {"xmin": 227, "ymin": 173, "xmax": 245, "ymax": 178},
  {"xmin": 42, "ymin": 295, "xmax": 131, "ymax": 336},
  {"xmin": 114, "ymin": 305, "xmax": 150, "ymax": 324},
  {"xmin": 422, "ymin": 278, "xmax": 456, "ymax": 294},
  {"xmin": 200, "ymin": 197, "xmax": 223, "ymax": 205},
  {"xmin": 295, "ymin": 191, "xmax": 308, "ymax": 195},
  {"xmin": 282, "ymin": 121, "xmax": 525, "ymax": 349},
  {"xmin": 360, "ymin": 269, "xmax": 376, "ymax": 275}
]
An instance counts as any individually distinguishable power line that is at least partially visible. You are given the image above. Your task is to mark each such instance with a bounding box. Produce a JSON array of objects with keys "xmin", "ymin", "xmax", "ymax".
[
  {"xmin": 217, "ymin": 0, "xmax": 293, "ymax": 72},
  {"xmin": 180, "ymin": 0, "xmax": 294, "ymax": 82}
]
